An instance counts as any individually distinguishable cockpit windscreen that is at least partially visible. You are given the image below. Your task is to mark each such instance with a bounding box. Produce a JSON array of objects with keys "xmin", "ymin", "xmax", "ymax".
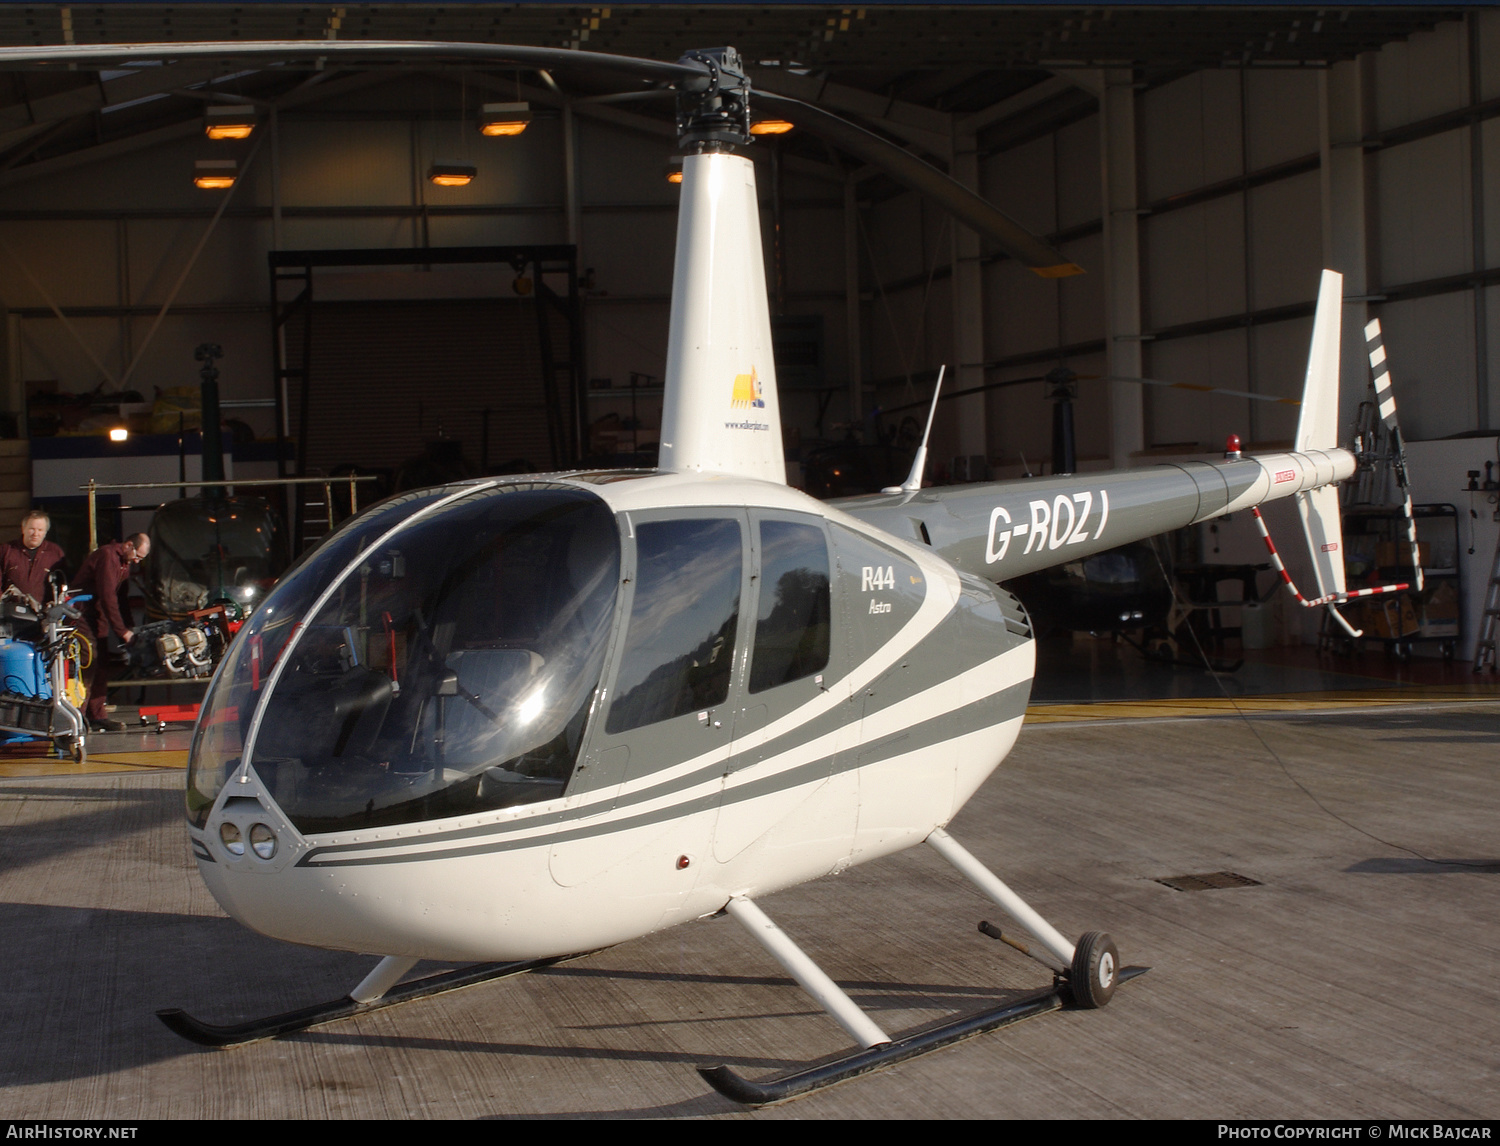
[
  {"xmin": 187, "ymin": 486, "xmax": 460, "ymax": 827},
  {"xmin": 191, "ymin": 484, "xmax": 621, "ymax": 834}
]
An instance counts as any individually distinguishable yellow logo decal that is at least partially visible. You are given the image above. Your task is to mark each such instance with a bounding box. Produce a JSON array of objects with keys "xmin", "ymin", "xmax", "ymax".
[{"xmin": 731, "ymin": 366, "xmax": 765, "ymax": 409}]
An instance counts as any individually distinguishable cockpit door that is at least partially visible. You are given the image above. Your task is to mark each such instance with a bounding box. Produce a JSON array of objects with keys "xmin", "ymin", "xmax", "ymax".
[
  {"xmin": 549, "ymin": 509, "xmax": 750, "ymax": 890},
  {"xmin": 711, "ymin": 510, "xmax": 854, "ymax": 865}
]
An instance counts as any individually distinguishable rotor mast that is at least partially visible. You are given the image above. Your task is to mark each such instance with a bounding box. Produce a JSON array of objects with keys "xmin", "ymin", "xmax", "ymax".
[{"xmin": 657, "ymin": 48, "xmax": 787, "ymax": 484}]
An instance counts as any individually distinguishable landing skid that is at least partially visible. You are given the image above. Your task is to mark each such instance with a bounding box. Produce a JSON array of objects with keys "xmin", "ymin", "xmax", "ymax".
[
  {"xmin": 700, "ymin": 968, "xmax": 1148, "ymax": 1106},
  {"xmin": 700, "ymin": 828, "xmax": 1149, "ymax": 1106},
  {"xmin": 158, "ymin": 832, "xmax": 1142, "ymax": 1108},
  {"xmin": 157, "ymin": 955, "xmax": 569, "ymax": 1048}
]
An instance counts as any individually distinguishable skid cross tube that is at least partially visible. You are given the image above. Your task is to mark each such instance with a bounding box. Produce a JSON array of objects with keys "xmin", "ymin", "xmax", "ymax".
[
  {"xmin": 723, "ymin": 895, "xmax": 890, "ymax": 1048},
  {"xmin": 349, "ymin": 954, "xmax": 420, "ymax": 1004},
  {"xmin": 926, "ymin": 828, "xmax": 1076, "ymax": 968}
]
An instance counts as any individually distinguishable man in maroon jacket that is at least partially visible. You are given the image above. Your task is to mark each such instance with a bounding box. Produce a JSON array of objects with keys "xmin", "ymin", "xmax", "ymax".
[
  {"xmin": 0, "ymin": 510, "xmax": 67, "ymax": 607},
  {"xmin": 73, "ymin": 532, "xmax": 150, "ymax": 732}
]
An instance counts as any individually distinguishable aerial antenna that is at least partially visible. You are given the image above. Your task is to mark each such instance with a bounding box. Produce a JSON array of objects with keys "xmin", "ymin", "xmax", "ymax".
[{"xmin": 884, "ymin": 364, "xmax": 945, "ymax": 494}]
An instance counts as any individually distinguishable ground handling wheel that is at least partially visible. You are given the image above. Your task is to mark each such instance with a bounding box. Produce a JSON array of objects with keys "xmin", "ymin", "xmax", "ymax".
[{"xmin": 1068, "ymin": 931, "xmax": 1118, "ymax": 1008}]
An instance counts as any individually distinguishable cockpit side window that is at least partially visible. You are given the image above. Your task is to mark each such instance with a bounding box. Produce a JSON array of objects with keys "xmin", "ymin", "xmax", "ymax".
[
  {"xmin": 749, "ymin": 519, "xmax": 830, "ymax": 693},
  {"xmin": 605, "ymin": 518, "xmax": 742, "ymax": 734}
]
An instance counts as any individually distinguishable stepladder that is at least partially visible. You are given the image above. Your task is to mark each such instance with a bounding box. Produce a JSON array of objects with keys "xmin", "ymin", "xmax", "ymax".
[{"xmin": 1473, "ymin": 526, "xmax": 1500, "ymax": 671}]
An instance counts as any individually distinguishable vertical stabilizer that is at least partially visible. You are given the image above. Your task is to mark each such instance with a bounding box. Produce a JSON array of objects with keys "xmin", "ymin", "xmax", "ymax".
[
  {"xmin": 658, "ymin": 151, "xmax": 786, "ymax": 484},
  {"xmin": 1295, "ymin": 268, "xmax": 1347, "ymax": 600},
  {"xmin": 1295, "ymin": 269, "xmax": 1342, "ymax": 454}
]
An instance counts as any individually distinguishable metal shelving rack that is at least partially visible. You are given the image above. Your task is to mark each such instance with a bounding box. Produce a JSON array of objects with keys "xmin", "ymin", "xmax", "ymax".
[{"xmin": 1333, "ymin": 503, "xmax": 1461, "ymax": 659}]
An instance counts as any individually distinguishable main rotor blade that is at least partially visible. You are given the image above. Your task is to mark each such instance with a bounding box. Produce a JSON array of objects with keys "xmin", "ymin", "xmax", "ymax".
[
  {"xmin": 0, "ymin": 39, "xmax": 707, "ymax": 85},
  {"xmin": 879, "ymin": 373, "xmax": 1055, "ymax": 416},
  {"xmin": 1101, "ymin": 375, "xmax": 1300, "ymax": 407},
  {"xmin": 878, "ymin": 371, "xmax": 1299, "ymax": 417},
  {"xmin": 756, "ymin": 91, "xmax": 1082, "ymax": 279}
]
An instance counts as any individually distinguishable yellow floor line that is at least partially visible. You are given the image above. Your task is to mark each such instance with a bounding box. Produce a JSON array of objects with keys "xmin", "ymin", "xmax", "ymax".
[
  {"xmin": 0, "ymin": 749, "xmax": 189, "ymax": 778},
  {"xmin": 88, "ymin": 750, "xmax": 190, "ymax": 769},
  {"xmin": 1027, "ymin": 687, "xmax": 1500, "ymax": 723}
]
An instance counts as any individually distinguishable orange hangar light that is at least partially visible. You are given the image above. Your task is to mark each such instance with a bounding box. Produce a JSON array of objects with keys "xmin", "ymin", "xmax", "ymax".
[
  {"xmin": 428, "ymin": 160, "xmax": 477, "ymax": 187},
  {"xmin": 205, "ymin": 104, "xmax": 257, "ymax": 140},
  {"xmin": 192, "ymin": 159, "xmax": 237, "ymax": 189},
  {"xmin": 479, "ymin": 101, "xmax": 532, "ymax": 136}
]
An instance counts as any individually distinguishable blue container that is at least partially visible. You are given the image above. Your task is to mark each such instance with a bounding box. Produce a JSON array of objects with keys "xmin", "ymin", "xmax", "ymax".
[{"xmin": 0, "ymin": 639, "xmax": 50, "ymax": 699}]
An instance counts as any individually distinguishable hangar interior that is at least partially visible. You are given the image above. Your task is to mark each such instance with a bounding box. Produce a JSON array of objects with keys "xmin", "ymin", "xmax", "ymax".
[
  {"xmin": 1, "ymin": 7, "xmax": 1499, "ymax": 1122},
  {"xmin": 0, "ymin": 3, "xmax": 1497, "ymax": 664}
]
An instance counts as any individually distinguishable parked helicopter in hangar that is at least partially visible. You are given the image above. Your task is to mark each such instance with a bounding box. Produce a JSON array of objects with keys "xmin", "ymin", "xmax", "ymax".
[{"xmin": 4, "ymin": 37, "xmax": 1407, "ymax": 1104}]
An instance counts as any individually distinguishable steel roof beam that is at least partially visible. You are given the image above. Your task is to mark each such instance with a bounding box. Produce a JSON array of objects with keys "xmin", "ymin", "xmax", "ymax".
[{"xmin": 0, "ymin": 68, "xmax": 390, "ymax": 188}]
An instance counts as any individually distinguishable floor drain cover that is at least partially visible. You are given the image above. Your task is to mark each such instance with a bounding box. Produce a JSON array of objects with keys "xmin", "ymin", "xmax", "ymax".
[{"xmin": 1156, "ymin": 871, "xmax": 1262, "ymax": 892}]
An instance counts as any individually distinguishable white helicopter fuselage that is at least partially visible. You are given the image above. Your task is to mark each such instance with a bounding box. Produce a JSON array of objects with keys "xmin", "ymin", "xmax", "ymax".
[{"xmin": 192, "ymin": 472, "xmax": 1035, "ymax": 962}]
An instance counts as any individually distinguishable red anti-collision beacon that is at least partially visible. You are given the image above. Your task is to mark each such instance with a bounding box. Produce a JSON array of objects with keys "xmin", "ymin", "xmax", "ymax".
[{"xmin": 1225, "ymin": 434, "xmax": 1242, "ymax": 461}]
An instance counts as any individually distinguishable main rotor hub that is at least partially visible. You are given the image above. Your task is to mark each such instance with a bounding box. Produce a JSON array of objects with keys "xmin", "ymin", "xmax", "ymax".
[
  {"xmin": 1044, "ymin": 366, "xmax": 1078, "ymax": 403},
  {"xmin": 675, "ymin": 47, "xmax": 751, "ymax": 151}
]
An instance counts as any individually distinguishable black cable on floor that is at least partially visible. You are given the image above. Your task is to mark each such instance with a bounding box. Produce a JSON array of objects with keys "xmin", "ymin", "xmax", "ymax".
[{"xmin": 1148, "ymin": 535, "xmax": 1493, "ymax": 871}]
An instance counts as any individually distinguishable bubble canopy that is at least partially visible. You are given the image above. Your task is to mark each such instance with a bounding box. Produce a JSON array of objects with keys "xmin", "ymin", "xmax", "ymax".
[{"xmin": 186, "ymin": 483, "xmax": 621, "ymax": 834}]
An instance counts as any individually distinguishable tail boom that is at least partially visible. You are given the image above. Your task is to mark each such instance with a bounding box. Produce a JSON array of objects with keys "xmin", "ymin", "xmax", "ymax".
[{"xmin": 841, "ymin": 445, "xmax": 1355, "ymax": 584}]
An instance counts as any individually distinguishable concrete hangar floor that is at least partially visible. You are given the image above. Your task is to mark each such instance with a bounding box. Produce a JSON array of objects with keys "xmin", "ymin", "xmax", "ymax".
[{"xmin": 0, "ymin": 644, "xmax": 1496, "ymax": 1119}]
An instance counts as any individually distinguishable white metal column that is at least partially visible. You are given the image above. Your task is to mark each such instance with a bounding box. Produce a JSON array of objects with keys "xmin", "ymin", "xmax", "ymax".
[
  {"xmin": 1319, "ymin": 58, "xmax": 1373, "ymax": 435},
  {"xmin": 845, "ymin": 174, "xmax": 863, "ymax": 424},
  {"xmin": 1098, "ymin": 68, "xmax": 1145, "ymax": 469},
  {"xmin": 950, "ymin": 124, "xmax": 987, "ymax": 462}
]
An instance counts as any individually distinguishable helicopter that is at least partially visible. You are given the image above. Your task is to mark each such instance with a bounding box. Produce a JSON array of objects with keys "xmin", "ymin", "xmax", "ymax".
[{"xmin": 2, "ymin": 38, "xmax": 1380, "ymax": 1105}]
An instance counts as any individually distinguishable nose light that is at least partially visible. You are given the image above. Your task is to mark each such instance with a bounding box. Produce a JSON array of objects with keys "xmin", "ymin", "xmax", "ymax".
[
  {"xmin": 249, "ymin": 823, "xmax": 278, "ymax": 860},
  {"xmin": 219, "ymin": 822, "xmax": 244, "ymax": 856}
]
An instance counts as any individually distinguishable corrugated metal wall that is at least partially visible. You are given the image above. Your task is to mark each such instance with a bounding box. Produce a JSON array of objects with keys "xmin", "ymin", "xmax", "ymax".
[{"xmin": 862, "ymin": 12, "xmax": 1500, "ymax": 463}]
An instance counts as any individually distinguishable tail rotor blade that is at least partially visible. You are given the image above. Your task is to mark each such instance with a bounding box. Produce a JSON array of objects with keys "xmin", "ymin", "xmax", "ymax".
[
  {"xmin": 1363, "ymin": 318, "xmax": 1423, "ymax": 592},
  {"xmin": 1365, "ymin": 319, "xmax": 1402, "ymax": 433}
]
